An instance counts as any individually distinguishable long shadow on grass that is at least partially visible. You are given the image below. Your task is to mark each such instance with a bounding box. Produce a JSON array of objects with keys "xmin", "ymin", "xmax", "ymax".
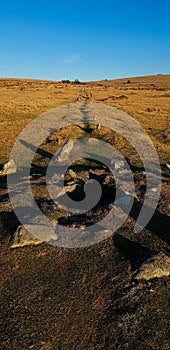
[
  {"xmin": 0, "ymin": 210, "xmax": 19, "ymax": 242},
  {"xmin": 113, "ymin": 233, "xmax": 153, "ymax": 266},
  {"xmin": 19, "ymin": 139, "xmax": 52, "ymax": 159},
  {"xmin": 130, "ymin": 199, "xmax": 170, "ymax": 246}
]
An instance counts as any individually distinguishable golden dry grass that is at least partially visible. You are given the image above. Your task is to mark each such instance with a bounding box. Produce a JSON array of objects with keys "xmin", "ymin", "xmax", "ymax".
[{"xmin": 0, "ymin": 74, "xmax": 170, "ymax": 164}]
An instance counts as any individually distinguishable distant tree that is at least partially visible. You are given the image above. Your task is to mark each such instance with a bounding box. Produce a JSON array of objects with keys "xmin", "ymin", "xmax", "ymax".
[
  {"xmin": 74, "ymin": 79, "xmax": 81, "ymax": 84},
  {"xmin": 127, "ymin": 80, "xmax": 131, "ymax": 84},
  {"xmin": 61, "ymin": 80, "xmax": 71, "ymax": 83}
]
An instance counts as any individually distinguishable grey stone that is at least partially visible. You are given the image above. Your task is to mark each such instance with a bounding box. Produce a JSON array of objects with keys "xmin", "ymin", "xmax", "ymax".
[
  {"xmin": 10, "ymin": 225, "xmax": 42, "ymax": 248},
  {"xmin": 55, "ymin": 182, "xmax": 81, "ymax": 198},
  {"xmin": 56, "ymin": 140, "xmax": 73, "ymax": 163},
  {"xmin": 0, "ymin": 159, "xmax": 17, "ymax": 176},
  {"xmin": 133, "ymin": 252, "xmax": 170, "ymax": 281},
  {"xmin": 165, "ymin": 163, "xmax": 170, "ymax": 171}
]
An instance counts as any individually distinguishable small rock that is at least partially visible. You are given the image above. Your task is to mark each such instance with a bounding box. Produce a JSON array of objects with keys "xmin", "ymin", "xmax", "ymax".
[
  {"xmin": 103, "ymin": 175, "xmax": 115, "ymax": 187},
  {"xmin": 10, "ymin": 225, "xmax": 42, "ymax": 248},
  {"xmin": 77, "ymin": 170, "xmax": 89, "ymax": 182},
  {"xmin": 55, "ymin": 183, "xmax": 80, "ymax": 198},
  {"xmin": 112, "ymin": 159, "xmax": 125, "ymax": 170},
  {"xmin": 49, "ymin": 173, "xmax": 64, "ymax": 184},
  {"xmin": 133, "ymin": 252, "xmax": 170, "ymax": 281},
  {"xmin": 165, "ymin": 163, "xmax": 170, "ymax": 171},
  {"xmin": 67, "ymin": 168, "xmax": 77, "ymax": 179},
  {"xmin": 0, "ymin": 159, "xmax": 17, "ymax": 176},
  {"xmin": 150, "ymin": 187, "xmax": 159, "ymax": 193},
  {"xmin": 56, "ymin": 140, "xmax": 73, "ymax": 163}
]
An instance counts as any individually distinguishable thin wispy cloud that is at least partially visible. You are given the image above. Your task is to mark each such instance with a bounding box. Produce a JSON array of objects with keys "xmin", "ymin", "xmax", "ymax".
[{"xmin": 64, "ymin": 54, "xmax": 80, "ymax": 64}]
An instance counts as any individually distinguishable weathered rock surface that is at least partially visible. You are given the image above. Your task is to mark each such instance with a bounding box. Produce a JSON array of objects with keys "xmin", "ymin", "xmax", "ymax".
[
  {"xmin": 0, "ymin": 159, "xmax": 17, "ymax": 176},
  {"xmin": 10, "ymin": 225, "xmax": 42, "ymax": 248},
  {"xmin": 133, "ymin": 252, "xmax": 170, "ymax": 281},
  {"xmin": 55, "ymin": 140, "xmax": 73, "ymax": 163},
  {"xmin": 55, "ymin": 182, "xmax": 80, "ymax": 198},
  {"xmin": 166, "ymin": 163, "xmax": 170, "ymax": 171}
]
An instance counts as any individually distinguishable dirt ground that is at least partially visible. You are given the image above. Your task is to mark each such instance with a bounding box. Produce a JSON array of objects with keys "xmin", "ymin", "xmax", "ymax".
[{"xmin": 0, "ymin": 75, "xmax": 170, "ymax": 349}]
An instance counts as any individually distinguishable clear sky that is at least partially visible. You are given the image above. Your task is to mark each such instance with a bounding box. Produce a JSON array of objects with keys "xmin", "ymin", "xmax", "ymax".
[{"xmin": 0, "ymin": 0, "xmax": 170, "ymax": 81}]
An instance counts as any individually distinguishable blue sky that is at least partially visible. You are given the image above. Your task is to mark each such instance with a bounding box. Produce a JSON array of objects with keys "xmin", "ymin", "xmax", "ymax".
[{"xmin": 0, "ymin": 0, "xmax": 170, "ymax": 81}]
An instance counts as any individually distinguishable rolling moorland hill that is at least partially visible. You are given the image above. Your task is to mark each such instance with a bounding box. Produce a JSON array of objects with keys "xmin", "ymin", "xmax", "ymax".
[{"xmin": 0, "ymin": 75, "xmax": 170, "ymax": 349}]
